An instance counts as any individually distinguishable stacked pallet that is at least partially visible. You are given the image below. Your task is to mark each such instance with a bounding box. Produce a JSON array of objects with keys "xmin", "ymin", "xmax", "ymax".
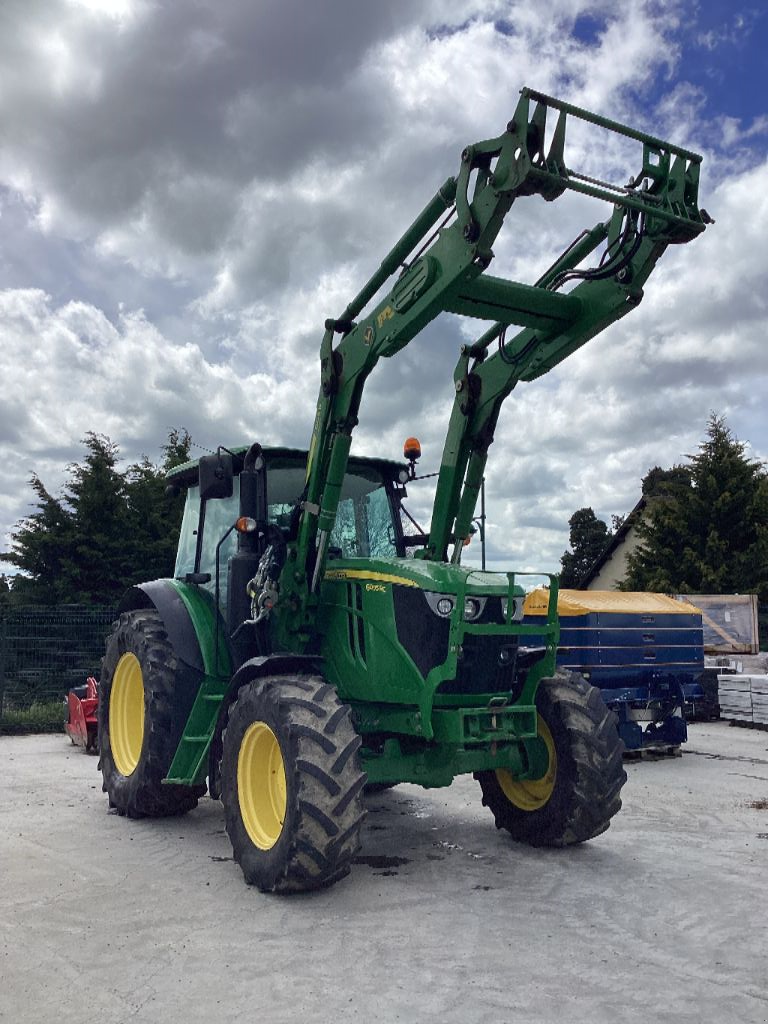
[
  {"xmin": 753, "ymin": 677, "xmax": 768, "ymax": 726},
  {"xmin": 718, "ymin": 675, "xmax": 768, "ymax": 725},
  {"xmin": 718, "ymin": 675, "xmax": 752, "ymax": 722}
]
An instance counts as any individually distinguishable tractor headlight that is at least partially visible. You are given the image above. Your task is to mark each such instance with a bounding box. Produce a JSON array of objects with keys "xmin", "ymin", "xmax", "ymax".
[
  {"xmin": 424, "ymin": 592, "xmax": 455, "ymax": 617},
  {"xmin": 501, "ymin": 597, "xmax": 524, "ymax": 622},
  {"xmin": 425, "ymin": 592, "xmax": 487, "ymax": 620}
]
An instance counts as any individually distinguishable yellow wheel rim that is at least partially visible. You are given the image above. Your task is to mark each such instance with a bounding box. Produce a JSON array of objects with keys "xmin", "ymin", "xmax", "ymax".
[
  {"xmin": 109, "ymin": 652, "xmax": 145, "ymax": 777},
  {"xmin": 496, "ymin": 715, "xmax": 557, "ymax": 812},
  {"xmin": 237, "ymin": 722, "xmax": 287, "ymax": 851}
]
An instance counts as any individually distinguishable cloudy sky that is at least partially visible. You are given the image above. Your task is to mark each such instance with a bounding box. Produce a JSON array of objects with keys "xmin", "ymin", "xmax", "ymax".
[{"xmin": 1, "ymin": 0, "xmax": 766, "ymax": 575}]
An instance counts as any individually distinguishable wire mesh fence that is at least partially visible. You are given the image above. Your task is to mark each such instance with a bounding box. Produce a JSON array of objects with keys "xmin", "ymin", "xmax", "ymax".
[{"xmin": 0, "ymin": 606, "xmax": 117, "ymax": 714}]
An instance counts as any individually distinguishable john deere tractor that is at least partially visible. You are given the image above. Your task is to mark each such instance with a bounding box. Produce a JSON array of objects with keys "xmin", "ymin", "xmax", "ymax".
[{"xmin": 98, "ymin": 88, "xmax": 709, "ymax": 892}]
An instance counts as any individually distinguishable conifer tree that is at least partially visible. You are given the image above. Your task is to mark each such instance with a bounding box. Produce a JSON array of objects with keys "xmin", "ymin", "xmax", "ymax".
[
  {"xmin": 625, "ymin": 415, "xmax": 768, "ymax": 600},
  {"xmin": 2, "ymin": 430, "xmax": 191, "ymax": 605},
  {"xmin": 124, "ymin": 429, "xmax": 191, "ymax": 585},
  {"xmin": 3, "ymin": 475, "xmax": 76, "ymax": 604}
]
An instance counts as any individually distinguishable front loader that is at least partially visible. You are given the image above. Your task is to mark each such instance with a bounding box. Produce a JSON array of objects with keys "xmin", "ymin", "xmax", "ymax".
[{"xmin": 98, "ymin": 88, "xmax": 709, "ymax": 892}]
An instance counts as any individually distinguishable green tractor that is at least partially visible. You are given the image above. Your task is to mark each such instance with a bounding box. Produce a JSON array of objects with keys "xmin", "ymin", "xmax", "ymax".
[{"xmin": 98, "ymin": 88, "xmax": 709, "ymax": 892}]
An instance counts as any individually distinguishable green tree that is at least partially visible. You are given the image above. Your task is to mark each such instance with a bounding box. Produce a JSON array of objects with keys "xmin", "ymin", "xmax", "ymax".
[
  {"xmin": 560, "ymin": 507, "xmax": 611, "ymax": 587},
  {"xmin": 124, "ymin": 429, "xmax": 191, "ymax": 585},
  {"xmin": 3, "ymin": 474, "xmax": 77, "ymax": 604},
  {"xmin": 641, "ymin": 464, "xmax": 692, "ymax": 498},
  {"xmin": 63, "ymin": 433, "xmax": 132, "ymax": 603},
  {"xmin": 625, "ymin": 415, "xmax": 768, "ymax": 600},
  {"xmin": 2, "ymin": 430, "xmax": 191, "ymax": 605}
]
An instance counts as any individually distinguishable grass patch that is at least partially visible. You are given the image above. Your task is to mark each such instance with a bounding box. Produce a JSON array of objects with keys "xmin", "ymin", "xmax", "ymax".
[{"xmin": 0, "ymin": 700, "xmax": 65, "ymax": 736}]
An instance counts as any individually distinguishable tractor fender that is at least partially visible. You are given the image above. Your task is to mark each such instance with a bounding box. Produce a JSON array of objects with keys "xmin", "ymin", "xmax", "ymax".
[
  {"xmin": 119, "ymin": 579, "xmax": 229, "ymax": 675},
  {"xmin": 118, "ymin": 580, "xmax": 233, "ymax": 750},
  {"xmin": 208, "ymin": 653, "xmax": 323, "ymax": 799}
]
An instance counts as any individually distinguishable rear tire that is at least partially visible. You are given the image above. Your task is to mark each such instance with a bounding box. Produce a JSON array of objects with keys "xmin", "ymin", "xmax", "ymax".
[
  {"xmin": 475, "ymin": 672, "xmax": 626, "ymax": 846},
  {"xmin": 98, "ymin": 609, "xmax": 204, "ymax": 818},
  {"xmin": 221, "ymin": 674, "xmax": 366, "ymax": 893}
]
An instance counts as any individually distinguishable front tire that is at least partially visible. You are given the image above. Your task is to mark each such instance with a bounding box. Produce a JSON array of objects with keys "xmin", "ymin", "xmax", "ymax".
[
  {"xmin": 221, "ymin": 674, "xmax": 366, "ymax": 894},
  {"xmin": 475, "ymin": 672, "xmax": 626, "ymax": 846},
  {"xmin": 98, "ymin": 609, "xmax": 204, "ymax": 818}
]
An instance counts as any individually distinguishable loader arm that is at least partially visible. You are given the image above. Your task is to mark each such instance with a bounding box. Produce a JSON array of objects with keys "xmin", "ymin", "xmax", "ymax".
[
  {"xmin": 276, "ymin": 87, "xmax": 708, "ymax": 649},
  {"xmin": 426, "ymin": 212, "xmax": 681, "ymax": 562}
]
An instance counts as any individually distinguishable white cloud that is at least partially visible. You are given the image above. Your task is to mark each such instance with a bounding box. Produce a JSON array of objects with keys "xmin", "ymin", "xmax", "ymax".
[
  {"xmin": 1, "ymin": 0, "xmax": 766, "ymax": 577},
  {"xmin": 0, "ymin": 288, "xmax": 319, "ymax": 536}
]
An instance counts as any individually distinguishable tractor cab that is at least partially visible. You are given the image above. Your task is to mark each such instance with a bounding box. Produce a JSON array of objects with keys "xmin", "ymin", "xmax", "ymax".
[{"xmin": 167, "ymin": 446, "xmax": 407, "ymax": 647}]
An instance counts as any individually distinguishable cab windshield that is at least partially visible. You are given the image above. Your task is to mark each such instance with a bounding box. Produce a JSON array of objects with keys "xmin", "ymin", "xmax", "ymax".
[{"xmin": 174, "ymin": 464, "xmax": 399, "ymax": 609}]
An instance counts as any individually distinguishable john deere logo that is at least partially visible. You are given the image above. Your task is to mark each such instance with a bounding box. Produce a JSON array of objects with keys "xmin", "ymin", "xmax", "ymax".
[{"xmin": 363, "ymin": 324, "xmax": 375, "ymax": 345}]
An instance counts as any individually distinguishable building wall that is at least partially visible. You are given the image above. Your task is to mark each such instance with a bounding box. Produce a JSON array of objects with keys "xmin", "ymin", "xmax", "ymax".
[{"xmin": 586, "ymin": 527, "xmax": 645, "ymax": 590}]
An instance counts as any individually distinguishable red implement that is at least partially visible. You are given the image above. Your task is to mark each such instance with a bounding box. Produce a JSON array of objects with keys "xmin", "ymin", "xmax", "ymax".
[{"xmin": 64, "ymin": 676, "xmax": 99, "ymax": 753}]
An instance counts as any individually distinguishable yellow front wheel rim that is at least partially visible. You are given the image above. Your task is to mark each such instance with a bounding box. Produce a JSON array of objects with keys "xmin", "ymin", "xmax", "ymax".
[
  {"xmin": 110, "ymin": 652, "xmax": 145, "ymax": 777},
  {"xmin": 496, "ymin": 715, "xmax": 557, "ymax": 812},
  {"xmin": 237, "ymin": 722, "xmax": 287, "ymax": 850}
]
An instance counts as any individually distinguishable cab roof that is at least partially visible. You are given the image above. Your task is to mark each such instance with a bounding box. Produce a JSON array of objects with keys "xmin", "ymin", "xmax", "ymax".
[{"xmin": 166, "ymin": 445, "xmax": 406, "ymax": 488}]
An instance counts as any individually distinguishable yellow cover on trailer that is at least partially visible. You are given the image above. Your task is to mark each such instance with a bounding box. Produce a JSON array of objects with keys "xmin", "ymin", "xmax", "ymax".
[{"xmin": 523, "ymin": 589, "xmax": 701, "ymax": 618}]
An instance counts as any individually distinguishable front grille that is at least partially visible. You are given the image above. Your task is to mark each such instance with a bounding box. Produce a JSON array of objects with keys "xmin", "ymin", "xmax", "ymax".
[
  {"xmin": 393, "ymin": 587, "xmax": 450, "ymax": 677},
  {"xmin": 437, "ymin": 634, "xmax": 521, "ymax": 697},
  {"xmin": 476, "ymin": 596, "xmax": 506, "ymax": 625}
]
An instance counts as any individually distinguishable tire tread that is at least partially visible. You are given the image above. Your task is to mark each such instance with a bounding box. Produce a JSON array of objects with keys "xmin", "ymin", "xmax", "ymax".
[
  {"xmin": 98, "ymin": 609, "xmax": 204, "ymax": 820},
  {"xmin": 475, "ymin": 671, "xmax": 626, "ymax": 847},
  {"xmin": 222, "ymin": 673, "xmax": 366, "ymax": 894}
]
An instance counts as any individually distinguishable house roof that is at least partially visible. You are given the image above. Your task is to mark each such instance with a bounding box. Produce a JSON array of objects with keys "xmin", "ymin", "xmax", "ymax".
[{"xmin": 579, "ymin": 494, "xmax": 646, "ymax": 587}]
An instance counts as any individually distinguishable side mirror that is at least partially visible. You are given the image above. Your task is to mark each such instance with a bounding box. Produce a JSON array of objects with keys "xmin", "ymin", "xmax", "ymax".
[{"xmin": 199, "ymin": 452, "xmax": 234, "ymax": 501}]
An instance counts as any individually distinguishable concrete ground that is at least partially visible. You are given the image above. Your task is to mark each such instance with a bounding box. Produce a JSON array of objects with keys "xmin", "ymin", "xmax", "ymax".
[{"xmin": 1, "ymin": 722, "xmax": 767, "ymax": 1024}]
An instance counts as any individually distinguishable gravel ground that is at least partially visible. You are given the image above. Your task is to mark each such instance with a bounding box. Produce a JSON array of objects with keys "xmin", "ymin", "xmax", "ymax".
[{"xmin": 1, "ymin": 721, "xmax": 767, "ymax": 1024}]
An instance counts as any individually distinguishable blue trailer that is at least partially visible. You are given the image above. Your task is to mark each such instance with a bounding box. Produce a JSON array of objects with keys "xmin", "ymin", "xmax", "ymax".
[{"xmin": 523, "ymin": 590, "xmax": 705, "ymax": 751}]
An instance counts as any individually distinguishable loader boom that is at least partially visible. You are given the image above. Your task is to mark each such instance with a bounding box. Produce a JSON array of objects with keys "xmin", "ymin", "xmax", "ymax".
[{"xmin": 276, "ymin": 86, "xmax": 708, "ymax": 650}]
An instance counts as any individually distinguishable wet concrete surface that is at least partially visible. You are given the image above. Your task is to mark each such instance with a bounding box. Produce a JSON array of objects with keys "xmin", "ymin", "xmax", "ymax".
[{"xmin": 1, "ymin": 721, "xmax": 767, "ymax": 1023}]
